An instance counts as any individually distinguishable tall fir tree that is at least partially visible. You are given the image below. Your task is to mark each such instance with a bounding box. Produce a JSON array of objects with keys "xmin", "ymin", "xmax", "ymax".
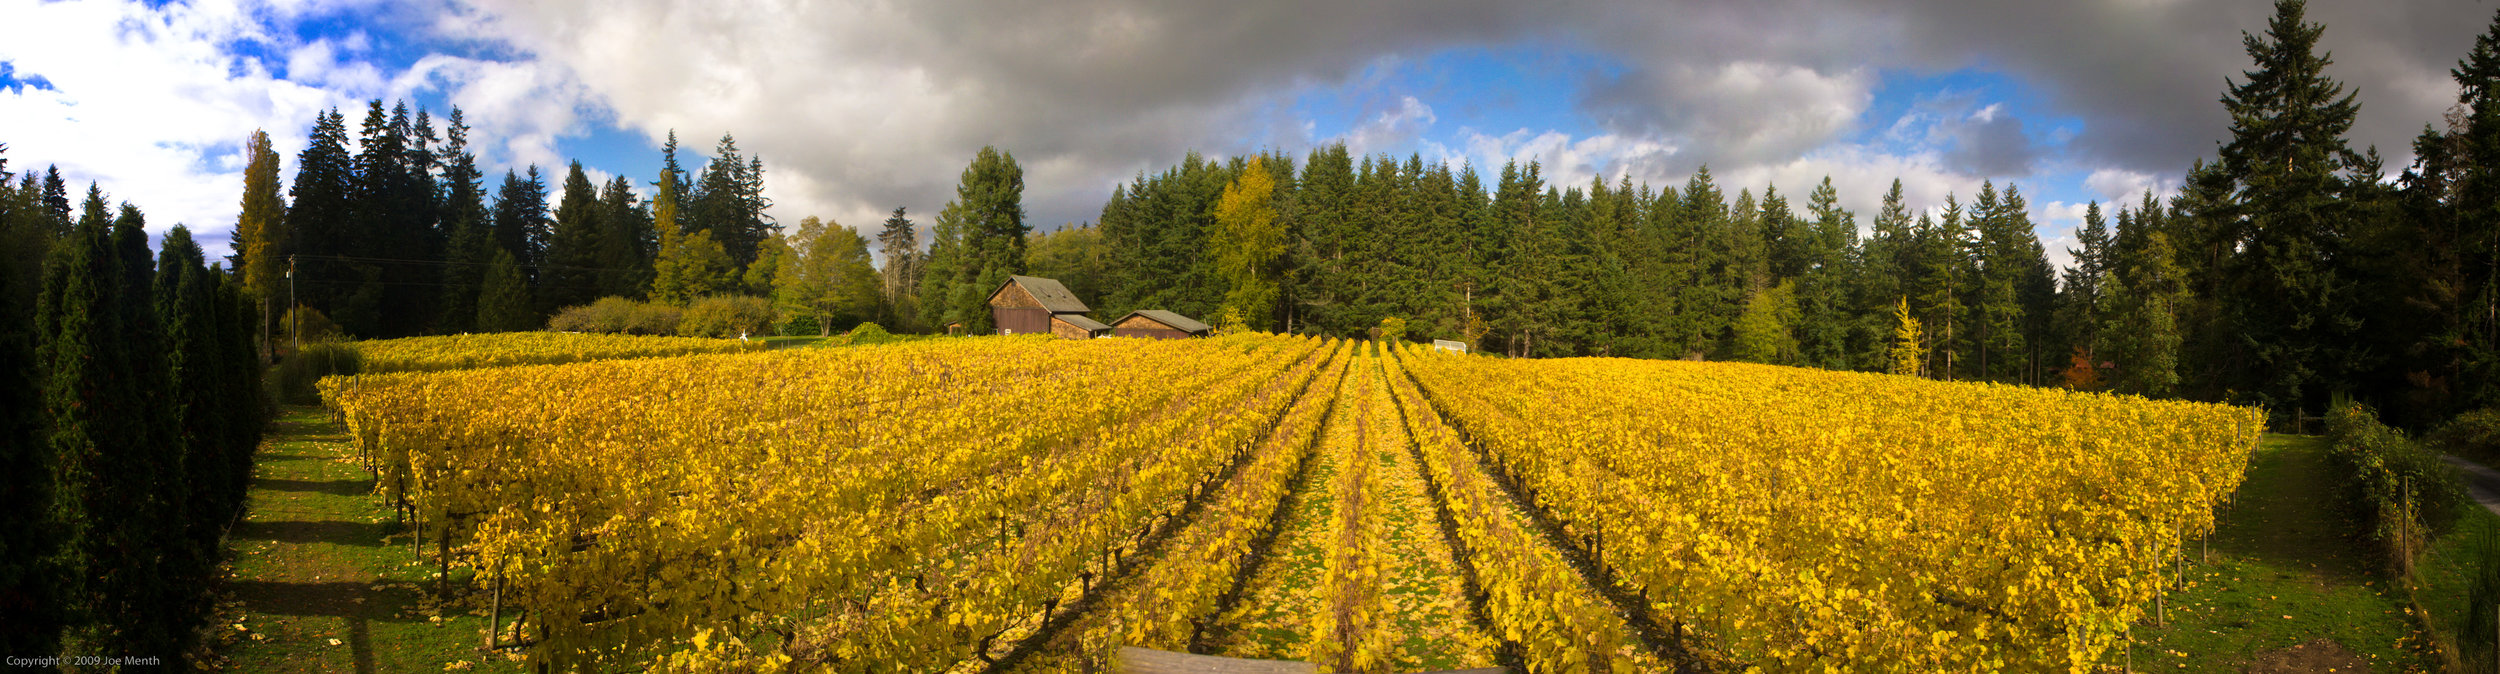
[
  {"xmin": 286, "ymin": 109, "xmax": 354, "ymax": 330},
  {"xmin": 594, "ymin": 175, "xmax": 653, "ymax": 298},
  {"xmin": 875, "ymin": 207, "xmax": 922, "ymax": 328},
  {"xmin": 2212, "ymin": 0, "xmax": 2366, "ymax": 417},
  {"xmin": 543, "ymin": 161, "xmax": 603, "ymax": 311},
  {"xmin": 435, "ymin": 110, "xmax": 490, "ymax": 333},
  {"xmin": 924, "ymin": 147, "xmax": 1027, "ymax": 333}
]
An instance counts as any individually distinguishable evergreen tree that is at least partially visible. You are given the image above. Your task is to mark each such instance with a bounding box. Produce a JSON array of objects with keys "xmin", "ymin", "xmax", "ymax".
[
  {"xmin": 594, "ymin": 176, "xmax": 653, "ymax": 298},
  {"xmin": 1858, "ymin": 179, "xmax": 1913, "ymax": 366},
  {"xmin": 925, "ymin": 147, "xmax": 1027, "ymax": 333},
  {"xmin": 0, "ymin": 150, "xmax": 49, "ymax": 314},
  {"xmin": 543, "ymin": 161, "xmax": 603, "ymax": 311},
  {"xmin": 41, "ymin": 165, "xmax": 69, "ymax": 236},
  {"xmin": 688, "ymin": 134, "xmax": 773, "ymax": 276},
  {"xmin": 434, "ymin": 109, "xmax": 490, "ymax": 334},
  {"xmin": 488, "ymin": 168, "xmax": 549, "ymax": 325},
  {"xmin": 2212, "ymin": 0, "xmax": 2366, "ymax": 416},
  {"xmin": 476, "ymin": 247, "xmax": 535, "ymax": 331},
  {"xmin": 1913, "ymin": 197, "xmax": 1970, "ymax": 378},
  {"xmin": 286, "ymin": 109, "xmax": 353, "ymax": 328},
  {"xmin": 39, "ymin": 186, "xmax": 172, "ymax": 659},
  {"xmin": 2108, "ymin": 231, "xmax": 2191, "ymax": 396},
  {"xmin": 1287, "ymin": 144, "xmax": 1357, "ymax": 334},
  {"xmin": 1667, "ymin": 167, "xmax": 1730, "ymax": 356},
  {"xmin": 2060, "ymin": 202, "xmax": 2113, "ymax": 359},
  {"xmin": 0, "ymin": 143, "xmax": 58, "ymax": 659},
  {"xmin": 917, "ymin": 202, "xmax": 967, "ymax": 330},
  {"xmin": 152, "ymin": 226, "xmax": 225, "ymax": 651},
  {"xmin": 1795, "ymin": 177, "xmax": 1856, "ymax": 369},
  {"xmin": 875, "ymin": 207, "xmax": 922, "ymax": 327}
]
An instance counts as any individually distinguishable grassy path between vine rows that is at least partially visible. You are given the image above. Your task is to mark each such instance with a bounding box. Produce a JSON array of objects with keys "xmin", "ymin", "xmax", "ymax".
[
  {"xmin": 202, "ymin": 406, "xmax": 523, "ymax": 673},
  {"xmin": 2111, "ymin": 434, "xmax": 2439, "ymax": 672},
  {"xmin": 1208, "ymin": 355, "xmax": 1498, "ymax": 671}
]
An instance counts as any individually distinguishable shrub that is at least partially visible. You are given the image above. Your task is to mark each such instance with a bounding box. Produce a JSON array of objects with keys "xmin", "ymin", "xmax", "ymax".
[
  {"xmin": 780, "ymin": 314, "xmax": 821, "ymax": 338},
  {"xmin": 279, "ymin": 304, "xmax": 342, "ymax": 351},
  {"xmin": 2431, "ymin": 407, "xmax": 2500, "ymax": 464},
  {"xmin": 678, "ymin": 295, "xmax": 776, "ymax": 339},
  {"xmin": 549, "ymin": 297, "xmax": 683, "ymax": 336},
  {"xmin": 267, "ymin": 341, "xmax": 360, "ymax": 405},
  {"xmin": 2325, "ymin": 402, "xmax": 2469, "ymax": 574}
]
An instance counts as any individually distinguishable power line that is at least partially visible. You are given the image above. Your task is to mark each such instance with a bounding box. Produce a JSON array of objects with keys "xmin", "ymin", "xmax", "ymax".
[{"xmin": 289, "ymin": 253, "xmax": 649, "ymax": 274}]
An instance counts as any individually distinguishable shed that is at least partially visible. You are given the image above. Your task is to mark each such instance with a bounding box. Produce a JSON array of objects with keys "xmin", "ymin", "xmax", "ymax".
[
  {"xmin": 1052, "ymin": 313, "xmax": 1112, "ymax": 339},
  {"xmin": 1111, "ymin": 310, "xmax": 1212, "ymax": 340},
  {"xmin": 987, "ymin": 275, "xmax": 1103, "ymax": 338}
]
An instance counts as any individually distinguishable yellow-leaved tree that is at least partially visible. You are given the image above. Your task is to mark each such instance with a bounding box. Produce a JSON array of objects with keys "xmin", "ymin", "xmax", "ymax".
[
  {"xmin": 1210, "ymin": 156, "xmax": 1284, "ymax": 331},
  {"xmin": 1889, "ymin": 297, "xmax": 1926, "ymax": 377}
]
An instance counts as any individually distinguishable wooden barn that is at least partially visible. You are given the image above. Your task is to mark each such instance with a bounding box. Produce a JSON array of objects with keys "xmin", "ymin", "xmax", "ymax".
[
  {"xmin": 986, "ymin": 275, "xmax": 1106, "ymax": 338},
  {"xmin": 1111, "ymin": 310, "xmax": 1212, "ymax": 339}
]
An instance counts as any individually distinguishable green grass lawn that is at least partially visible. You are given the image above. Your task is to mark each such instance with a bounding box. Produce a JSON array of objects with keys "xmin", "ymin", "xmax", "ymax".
[
  {"xmin": 2419, "ymin": 459, "xmax": 2500, "ymax": 672},
  {"xmin": 2112, "ymin": 434, "xmax": 2440, "ymax": 672},
  {"xmin": 203, "ymin": 406, "xmax": 524, "ymax": 673}
]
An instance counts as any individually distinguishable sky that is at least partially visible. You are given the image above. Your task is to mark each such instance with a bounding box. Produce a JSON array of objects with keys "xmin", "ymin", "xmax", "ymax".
[{"xmin": 3, "ymin": 0, "xmax": 2496, "ymax": 272}]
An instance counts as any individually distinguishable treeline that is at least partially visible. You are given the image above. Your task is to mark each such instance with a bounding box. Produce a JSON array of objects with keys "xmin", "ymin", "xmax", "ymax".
[
  {"xmin": 0, "ymin": 146, "xmax": 268, "ymax": 663},
  {"xmin": 233, "ymin": 99, "xmax": 942, "ymax": 340},
  {"xmin": 238, "ymin": 100, "xmax": 781, "ymax": 340},
  {"xmin": 1000, "ymin": 0, "xmax": 2500, "ymax": 426}
]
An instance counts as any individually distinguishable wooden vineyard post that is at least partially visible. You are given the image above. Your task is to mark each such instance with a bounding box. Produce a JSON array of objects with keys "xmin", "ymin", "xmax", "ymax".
[{"xmin": 487, "ymin": 563, "xmax": 503, "ymax": 651}]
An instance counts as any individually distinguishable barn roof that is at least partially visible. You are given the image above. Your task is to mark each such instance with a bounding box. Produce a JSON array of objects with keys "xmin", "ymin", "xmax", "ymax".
[
  {"xmin": 1118, "ymin": 309, "xmax": 1212, "ymax": 334},
  {"xmin": 990, "ymin": 275, "xmax": 1091, "ymax": 313},
  {"xmin": 1054, "ymin": 313, "xmax": 1111, "ymax": 332}
]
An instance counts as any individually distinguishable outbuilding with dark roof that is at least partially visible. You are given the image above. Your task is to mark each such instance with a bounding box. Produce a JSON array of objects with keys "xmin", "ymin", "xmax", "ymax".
[
  {"xmin": 1111, "ymin": 309, "xmax": 1212, "ymax": 339},
  {"xmin": 988, "ymin": 275, "xmax": 1105, "ymax": 338}
]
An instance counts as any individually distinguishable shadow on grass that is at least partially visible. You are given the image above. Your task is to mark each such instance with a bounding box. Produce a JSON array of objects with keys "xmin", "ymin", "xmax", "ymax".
[
  {"xmin": 253, "ymin": 477, "xmax": 376, "ymax": 497},
  {"xmin": 227, "ymin": 579, "xmax": 430, "ymax": 674},
  {"xmin": 232, "ymin": 519, "xmax": 388, "ymax": 548},
  {"xmin": 2207, "ymin": 435, "xmax": 2373, "ymax": 583}
]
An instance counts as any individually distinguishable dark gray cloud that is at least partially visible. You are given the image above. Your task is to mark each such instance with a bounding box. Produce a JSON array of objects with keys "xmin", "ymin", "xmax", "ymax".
[{"xmin": 442, "ymin": 0, "xmax": 2500, "ymax": 231}]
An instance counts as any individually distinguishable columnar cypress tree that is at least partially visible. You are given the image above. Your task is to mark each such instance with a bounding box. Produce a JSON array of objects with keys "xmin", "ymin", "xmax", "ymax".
[
  {"xmin": 41, "ymin": 187, "xmax": 148, "ymax": 657},
  {"xmin": 152, "ymin": 225, "xmax": 226, "ymax": 655},
  {"xmin": 0, "ymin": 144, "xmax": 60, "ymax": 660}
]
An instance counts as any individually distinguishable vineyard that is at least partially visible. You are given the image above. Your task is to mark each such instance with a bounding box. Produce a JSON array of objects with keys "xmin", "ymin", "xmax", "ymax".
[
  {"xmin": 351, "ymin": 332, "xmax": 769, "ymax": 373},
  {"xmin": 320, "ymin": 333, "xmax": 2261, "ymax": 673}
]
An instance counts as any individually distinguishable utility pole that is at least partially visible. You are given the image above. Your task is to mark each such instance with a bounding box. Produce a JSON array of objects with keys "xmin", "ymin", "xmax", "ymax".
[{"xmin": 288, "ymin": 254, "xmax": 298, "ymax": 355}]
